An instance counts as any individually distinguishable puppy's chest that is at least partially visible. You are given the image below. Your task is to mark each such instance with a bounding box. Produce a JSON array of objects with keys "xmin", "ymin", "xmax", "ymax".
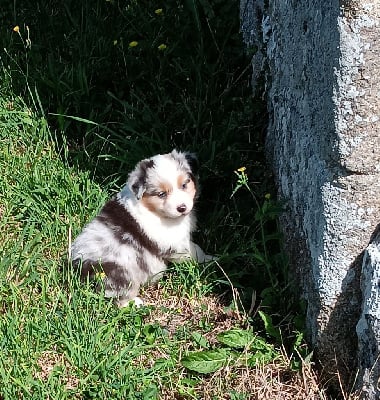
[
  {"xmin": 143, "ymin": 223, "xmax": 191, "ymax": 253},
  {"xmin": 99, "ymin": 198, "xmax": 192, "ymax": 255}
]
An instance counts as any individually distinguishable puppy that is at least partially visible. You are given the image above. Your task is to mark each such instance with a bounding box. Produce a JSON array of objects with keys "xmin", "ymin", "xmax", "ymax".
[{"xmin": 71, "ymin": 149, "xmax": 211, "ymax": 307}]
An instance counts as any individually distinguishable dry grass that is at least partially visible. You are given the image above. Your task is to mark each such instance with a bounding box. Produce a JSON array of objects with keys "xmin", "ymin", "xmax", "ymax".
[
  {"xmin": 142, "ymin": 284, "xmax": 330, "ymax": 400},
  {"xmin": 144, "ymin": 284, "xmax": 243, "ymax": 338},
  {"xmin": 193, "ymin": 361, "xmax": 327, "ymax": 400},
  {"xmin": 35, "ymin": 350, "xmax": 79, "ymax": 390}
]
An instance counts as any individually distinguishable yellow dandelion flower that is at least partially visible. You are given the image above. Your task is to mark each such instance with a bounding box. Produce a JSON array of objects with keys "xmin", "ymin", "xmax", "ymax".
[
  {"xmin": 155, "ymin": 8, "xmax": 163, "ymax": 15},
  {"xmin": 265, "ymin": 193, "xmax": 271, "ymax": 200},
  {"xmin": 95, "ymin": 272, "xmax": 106, "ymax": 279},
  {"xmin": 13, "ymin": 25, "xmax": 20, "ymax": 32},
  {"xmin": 128, "ymin": 41, "xmax": 138, "ymax": 48},
  {"xmin": 158, "ymin": 43, "xmax": 167, "ymax": 51},
  {"xmin": 237, "ymin": 166, "xmax": 246, "ymax": 172}
]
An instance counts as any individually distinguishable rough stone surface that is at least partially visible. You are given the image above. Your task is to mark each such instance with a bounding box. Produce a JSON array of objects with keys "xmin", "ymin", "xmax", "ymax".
[
  {"xmin": 240, "ymin": 0, "xmax": 380, "ymax": 396},
  {"xmin": 357, "ymin": 229, "xmax": 380, "ymax": 399}
]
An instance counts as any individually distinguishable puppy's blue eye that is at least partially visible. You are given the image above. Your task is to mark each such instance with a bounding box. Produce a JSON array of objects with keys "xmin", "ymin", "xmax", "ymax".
[
  {"xmin": 158, "ymin": 191, "xmax": 167, "ymax": 199},
  {"xmin": 182, "ymin": 178, "xmax": 190, "ymax": 189}
]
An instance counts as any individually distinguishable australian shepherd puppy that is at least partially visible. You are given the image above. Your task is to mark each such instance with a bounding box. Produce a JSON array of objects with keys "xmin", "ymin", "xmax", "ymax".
[{"xmin": 71, "ymin": 149, "xmax": 211, "ymax": 307}]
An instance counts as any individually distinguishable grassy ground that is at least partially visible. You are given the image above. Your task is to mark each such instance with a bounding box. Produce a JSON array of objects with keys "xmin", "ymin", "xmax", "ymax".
[
  {"xmin": 0, "ymin": 1, "xmax": 339, "ymax": 399},
  {"xmin": 0, "ymin": 95, "xmax": 327, "ymax": 399}
]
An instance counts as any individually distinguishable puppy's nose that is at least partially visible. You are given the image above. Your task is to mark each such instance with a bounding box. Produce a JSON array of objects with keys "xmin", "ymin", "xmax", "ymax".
[{"xmin": 177, "ymin": 204, "xmax": 187, "ymax": 213}]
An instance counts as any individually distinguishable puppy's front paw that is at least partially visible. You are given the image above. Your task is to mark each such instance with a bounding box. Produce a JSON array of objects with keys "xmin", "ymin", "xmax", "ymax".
[
  {"xmin": 190, "ymin": 242, "xmax": 218, "ymax": 263},
  {"xmin": 132, "ymin": 296, "xmax": 144, "ymax": 308},
  {"xmin": 116, "ymin": 296, "xmax": 144, "ymax": 308}
]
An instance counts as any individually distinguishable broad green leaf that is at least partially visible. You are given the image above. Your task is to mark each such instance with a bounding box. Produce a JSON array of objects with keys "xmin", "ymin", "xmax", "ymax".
[
  {"xmin": 181, "ymin": 349, "xmax": 229, "ymax": 374},
  {"xmin": 142, "ymin": 384, "xmax": 158, "ymax": 400},
  {"xmin": 249, "ymin": 336, "xmax": 274, "ymax": 352},
  {"xmin": 191, "ymin": 332, "xmax": 209, "ymax": 349},
  {"xmin": 246, "ymin": 349, "xmax": 277, "ymax": 367},
  {"xmin": 217, "ymin": 329, "xmax": 255, "ymax": 349},
  {"xmin": 142, "ymin": 324, "xmax": 158, "ymax": 344}
]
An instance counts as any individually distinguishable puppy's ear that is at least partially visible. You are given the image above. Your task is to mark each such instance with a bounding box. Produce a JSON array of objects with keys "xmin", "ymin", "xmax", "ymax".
[
  {"xmin": 184, "ymin": 152, "xmax": 199, "ymax": 176},
  {"xmin": 127, "ymin": 159, "xmax": 155, "ymax": 200},
  {"xmin": 170, "ymin": 149, "xmax": 199, "ymax": 176}
]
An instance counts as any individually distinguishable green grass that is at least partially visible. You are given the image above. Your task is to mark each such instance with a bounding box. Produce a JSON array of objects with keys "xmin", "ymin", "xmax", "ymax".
[
  {"xmin": 0, "ymin": 89, "xmax": 319, "ymax": 400},
  {"xmin": 0, "ymin": 84, "xmax": 322, "ymax": 400},
  {"xmin": 2, "ymin": 0, "xmax": 265, "ymax": 179},
  {"xmin": 0, "ymin": 0, "xmax": 292, "ymax": 310},
  {"xmin": 0, "ymin": 1, "xmax": 324, "ymax": 398}
]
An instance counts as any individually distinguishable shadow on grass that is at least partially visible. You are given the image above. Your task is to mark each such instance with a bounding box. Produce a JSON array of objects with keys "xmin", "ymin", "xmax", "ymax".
[{"xmin": 0, "ymin": 0, "xmax": 304, "ymax": 356}]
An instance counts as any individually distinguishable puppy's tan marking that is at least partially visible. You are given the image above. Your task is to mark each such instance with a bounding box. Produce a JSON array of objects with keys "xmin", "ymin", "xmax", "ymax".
[
  {"xmin": 141, "ymin": 194, "xmax": 161, "ymax": 213},
  {"xmin": 159, "ymin": 182, "xmax": 173, "ymax": 195},
  {"xmin": 141, "ymin": 181, "xmax": 173, "ymax": 213},
  {"xmin": 178, "ymin": 174, "xmax": 196, "ymax": 199}
]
